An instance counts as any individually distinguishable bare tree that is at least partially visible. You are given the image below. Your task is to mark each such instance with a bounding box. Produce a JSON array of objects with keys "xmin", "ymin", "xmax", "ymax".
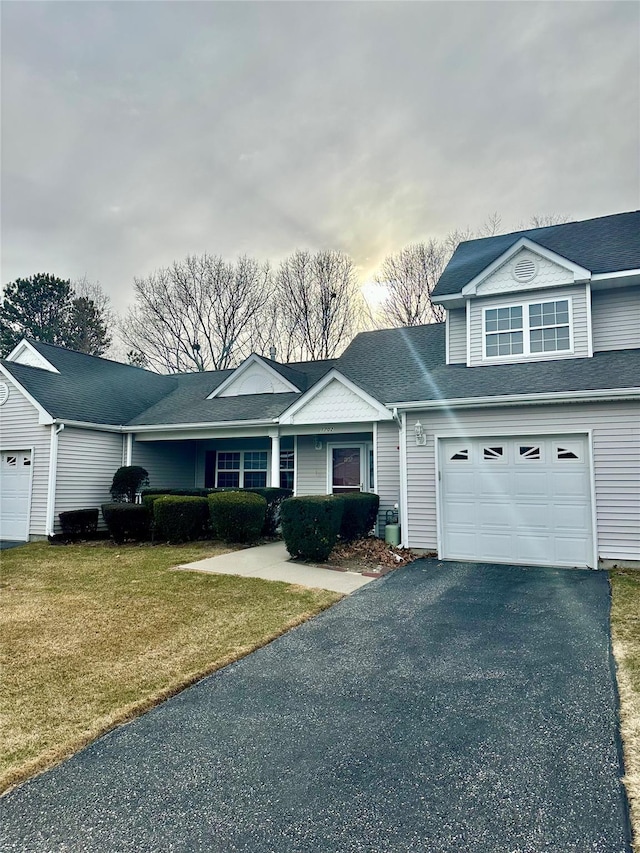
[
  {"xmin": 120, "ymin": 254, "xmax": 270, "ymax": 373},
  {"xmin": 274, "ymin": 250, "xmax": 363, "ymax": 361},
  {"xmin": 527, "ymin": 213, "xmax": 571, "ymax": 228},
  {"xmin": 375, "ymin": 241, "xmax": 447, "ymax": 327}
]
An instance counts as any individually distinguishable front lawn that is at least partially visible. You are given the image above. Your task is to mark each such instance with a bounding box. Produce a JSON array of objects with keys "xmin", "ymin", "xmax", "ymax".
[
  {"xmin": 0, "ymin": 541, "xmax": 340, "ymax": 793},
  {"xmin": 610, "ymin": 569, "xmax": 640, "ymax": 848}
]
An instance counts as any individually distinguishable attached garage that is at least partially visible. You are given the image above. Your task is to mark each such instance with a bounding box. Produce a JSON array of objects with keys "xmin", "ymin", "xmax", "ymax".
[
  {"xmin": 437, "ymin": 434, "xmax": 595, "ymax": 568},
  {"xmin": 0, "ymin": 449, "xmax": 34, "ymax": 541}
]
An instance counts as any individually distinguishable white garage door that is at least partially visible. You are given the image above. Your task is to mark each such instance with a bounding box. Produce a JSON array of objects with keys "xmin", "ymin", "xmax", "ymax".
[
  {"xmin": 439, "ymin": 435, "xmax": 594, "ymax": 568},
  {"xmin": 0, "ymin": 450, "xmax": 33, "ymax": 541}
]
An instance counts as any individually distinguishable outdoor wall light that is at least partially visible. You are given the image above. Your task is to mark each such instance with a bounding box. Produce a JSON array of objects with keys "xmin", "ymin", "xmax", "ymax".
[
  {"xmin": 314, "ymin": 437, "xmax": 323, "ymax": 450},
  {"xmin": 414, "ymin": 421, "xmax": 427, "ymax": 446}
]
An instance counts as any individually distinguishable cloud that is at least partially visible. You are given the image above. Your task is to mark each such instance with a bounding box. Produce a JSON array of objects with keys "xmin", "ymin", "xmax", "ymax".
[{"xmin": 2, "ymin": 1, "xmax": 638, "ymax": 312}]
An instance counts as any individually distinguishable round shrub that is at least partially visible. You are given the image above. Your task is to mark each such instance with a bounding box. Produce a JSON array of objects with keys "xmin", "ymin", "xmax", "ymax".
[
  {"xmin": 208, "ymin": 491, "xmax": 267, "ymax": 543},
  {"xmin": 109, "ymin": 466, "xmax": 149, "ymax": 503},
  {"xmin": 339, "ymin": 493, "xmax": 380, "ymax": 541},
  {"xmin": 101, "ymin": 503, "xmax": 151, "ymax": 544},
  {"xmin": 279, "ymin": 495, "xmax": 344, "ymax": 562},
  {"xmin": 153, "ymin": 496, "xmax": 209, "ymax": 543}
]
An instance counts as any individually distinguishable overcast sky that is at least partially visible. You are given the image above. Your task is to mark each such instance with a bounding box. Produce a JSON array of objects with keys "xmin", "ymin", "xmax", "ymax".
[{"xmin": 2, "ymin": 1, "xmax": 639, "ymax": 314}]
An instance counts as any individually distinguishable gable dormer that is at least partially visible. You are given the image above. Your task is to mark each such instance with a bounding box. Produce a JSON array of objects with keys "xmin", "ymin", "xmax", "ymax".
[
  {"xmin": 443, "ymin": 241, "xmax": 593, "ymax": 368},
  {"xmin": 207, "ymin": 354, "xmax": 301, "ymax": 399},
  {"xmin": 7, "ymin": 340, "xmax": 60, "ymax": 373}
]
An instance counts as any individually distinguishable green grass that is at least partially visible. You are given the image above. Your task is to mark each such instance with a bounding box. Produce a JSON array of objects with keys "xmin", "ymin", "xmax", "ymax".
[
  {"xmin": 610, "ymin": 569, "xmax": 640, "ymax": 850},
  {"xmin": 0, "ymin": 541, "xmax": 341, "ymax": 793}
]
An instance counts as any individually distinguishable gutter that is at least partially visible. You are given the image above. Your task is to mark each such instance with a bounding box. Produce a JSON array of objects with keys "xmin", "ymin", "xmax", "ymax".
[{"xmin": 385, "ymin": 387, "xmax": 640, "ymax": 411}]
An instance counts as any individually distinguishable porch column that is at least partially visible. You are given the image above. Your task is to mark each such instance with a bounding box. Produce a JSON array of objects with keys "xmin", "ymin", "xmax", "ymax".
[{"xmin": 269, "ymin": 429, "xmax": 280, "ymax": 489}]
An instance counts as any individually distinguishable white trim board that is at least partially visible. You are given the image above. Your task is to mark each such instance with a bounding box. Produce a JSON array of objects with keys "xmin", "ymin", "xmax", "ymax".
[
  {"xmin": 6, "ymin": 340, "xmax": 60, "ymax": 373},
  {"xmin": 0, "ymin": 364, "xmax": 54, "ymax": 425}
]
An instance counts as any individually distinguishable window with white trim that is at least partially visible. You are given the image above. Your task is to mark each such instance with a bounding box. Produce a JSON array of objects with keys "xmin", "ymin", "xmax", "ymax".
[
  {"xmin": 216, "ymin": 450, "xmax": 269, "ymax": 488},
  {"xmin": 484, "ymin": 298, "xmax": 572, "ymax": 359}
]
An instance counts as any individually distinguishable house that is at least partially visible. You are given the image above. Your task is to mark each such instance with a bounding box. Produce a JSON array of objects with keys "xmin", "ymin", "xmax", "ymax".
[{"xmin": 1, "ymin": 210, "xmax": 638, "ymax": 568}]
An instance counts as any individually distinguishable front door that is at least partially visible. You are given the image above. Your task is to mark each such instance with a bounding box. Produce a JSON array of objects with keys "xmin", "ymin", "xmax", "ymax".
[{"xmin": 331, "ymin": 447, "xmax": 362, "ymax": 493}]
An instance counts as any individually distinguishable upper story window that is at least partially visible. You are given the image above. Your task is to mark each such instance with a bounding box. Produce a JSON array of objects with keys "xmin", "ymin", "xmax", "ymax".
[{"xmin": 483, "ymin": 298, "xmax": 572, "ymax": 360}]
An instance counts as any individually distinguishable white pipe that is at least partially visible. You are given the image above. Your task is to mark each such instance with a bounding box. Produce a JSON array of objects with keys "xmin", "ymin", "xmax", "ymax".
[{"xmin": 46, "ymin": 424, "xmax": 65, "ymax": 536}]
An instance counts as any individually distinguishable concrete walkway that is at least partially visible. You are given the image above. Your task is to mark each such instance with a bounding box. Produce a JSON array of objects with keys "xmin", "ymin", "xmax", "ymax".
[{"xmin": 176, "ymin": 540, "xmax": 373, "ymax": 594}]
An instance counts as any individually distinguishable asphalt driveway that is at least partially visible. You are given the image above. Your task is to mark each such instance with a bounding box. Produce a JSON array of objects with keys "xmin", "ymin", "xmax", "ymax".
[{"xmin": 1, "ymin": 559, "xmax": 631, "ymax": 853}]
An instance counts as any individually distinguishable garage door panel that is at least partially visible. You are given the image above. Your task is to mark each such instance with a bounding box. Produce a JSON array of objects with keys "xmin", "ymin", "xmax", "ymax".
[
  {"xmin": 446, "ymin": 501, "xmax": 477, "ymax": 525},
  {"xmin": 440, "ymin": 435, "xmax": 593, "ymax": 569},
  {"xmin": 477, "ymin": 471, "xmax": 511, "ymax": 496},
  {"xmin": 513, "ymin": 471, "xmax": 548, "ymax": 497},
  {"xmin": 516, "ymin": 534, "xmax": 553, "ymax": 563},
  {"xmin": 444, "ymin": 471, "xmax": 475, "ymax": 496},
  {"xmin": 478, "ymin": 532, "xmax": 514, "ymax": 561},
  {"xmin": 549, "ymin": 470, "xmax": 590, "ymax": 497},
  {"xmin": 552, "ymin": 503, "xmax": 591, "ymax": 530}
]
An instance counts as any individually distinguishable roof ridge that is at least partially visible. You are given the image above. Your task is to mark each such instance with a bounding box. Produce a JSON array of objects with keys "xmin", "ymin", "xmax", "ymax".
[
  {"xmin": 456, "ymin": 209, "xmax": 640, "ymax": 250},
  {"xmin": 26, "ymin": 338, "xmax": 167, "ymax": 376}
]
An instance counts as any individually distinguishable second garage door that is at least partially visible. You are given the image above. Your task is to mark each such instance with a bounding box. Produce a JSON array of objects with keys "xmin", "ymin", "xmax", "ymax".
[
  {"xmin": 0, "ymin": 449, "xmax": 33, "ymax": 541},
  {"xmin": 439, "ymin": 435, "xmax": 594, "ymax": 568}
]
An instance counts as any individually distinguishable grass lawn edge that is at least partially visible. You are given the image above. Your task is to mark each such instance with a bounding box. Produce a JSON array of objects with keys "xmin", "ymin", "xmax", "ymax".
[
  {"xmin": 609, "ymin": 569, "xmax": 640, "ymax": 852},
  {"xmin": 0, "ymin": 599, "xmax": 340, "ymax": 797}
]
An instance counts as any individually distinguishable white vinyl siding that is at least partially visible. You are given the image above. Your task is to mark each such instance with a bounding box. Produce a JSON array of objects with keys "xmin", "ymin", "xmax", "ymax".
[
  {"xmin": 447, "ymin": 308, "xmax": 467, "ymax": 364},
  {"xmin": 132, "ymin": 440, "xmax": 197, "ymax": 490},
  {"xmin": 0, "ymin": 376, "xmax": 51, "ymax": 537},
  {"xmin": 375, "ymin": 421, "xmax": 401, "ymax": 534},
  {"xmin": 54, "ymin": 428, "xmax": 124, "ymax": 532},
  {"xmin": 592, "ymin": 288, "xmax": 640, "ymax": 352},
  {"xmin": 404, "ymin": 402, "xmax": 640, "ymax": 564},
  {"xmin": 296, "ymin": 435, "xmax": 337, "ymax": 496},
  {"xmin": 468, "ymin": 285, "xmax": 589, "ymax": 366}
]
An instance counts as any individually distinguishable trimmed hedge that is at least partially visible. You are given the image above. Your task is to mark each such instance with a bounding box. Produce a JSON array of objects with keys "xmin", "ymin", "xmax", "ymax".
[
  {"xmin": 243, "ymin": 487, "xmax": 293, "ymax": 536},
  {"xmin": 58, "ymin": 508, "xmax": 99, "ymax": 541},
  {"xmin": 280, "ymin": 496, "xmax": 344, "ymax": 562},
  {"xmin": 339, "ymin": 493, "xmax": 380, "ymax": 541},
  {"xmin": 153, "ymin": 496, "xmax": 209, "ymax": 543},
  {"xmin": 208, "ymin": 492, "xmax": 267, "ymax": 543},
  {"xmin": 101, "ymin": 503, "xmax": 151, "ymax": 544},
  {"xmin": 141, "ymin": 488, "xmax": 213, "ymax": 499}
]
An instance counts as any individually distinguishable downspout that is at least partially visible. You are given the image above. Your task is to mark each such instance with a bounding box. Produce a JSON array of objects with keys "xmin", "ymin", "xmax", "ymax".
[
  {"xmin": 46, "ymin": 424, "xmax": 65, "ymax": 536},
  {"xmin": 398, "ymin": 412, "xmax": 409, "ymax": 548}
]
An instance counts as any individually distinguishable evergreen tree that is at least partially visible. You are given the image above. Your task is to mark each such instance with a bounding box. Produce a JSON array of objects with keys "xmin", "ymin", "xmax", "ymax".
[{"xmin": 0, "ymin": 273, "xmax": 111, "ymax": 356}]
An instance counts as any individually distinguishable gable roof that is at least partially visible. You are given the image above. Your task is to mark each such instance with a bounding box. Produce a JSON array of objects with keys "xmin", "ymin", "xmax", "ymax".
[
  {"xmin": 1, "ymin": 340, "xmax": 175, "ymax": 424},
  {"xmin": 127, "ymin": 359, "xmax": 336, "ymax": 426},
  {"xmin": 433, "ymin": 210, "xmax": 640, "ymax": 299}
]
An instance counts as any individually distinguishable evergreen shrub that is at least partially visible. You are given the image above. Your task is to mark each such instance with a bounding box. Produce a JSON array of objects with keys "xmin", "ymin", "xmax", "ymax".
[
  {"xmin": 339, "ymin": 493, "xmax": 380, "ymax": 541},
  {"xmin": 208, "ymin": 491, "xmax": 267, "ymax": 543},
  {"xmin": 243, "ymin": 487, "xmax": 293, "ymax": 536},
  {"xmin": 110, "ymin": 466, "xmax": 149, "ymax": 502},
  {"xmin": 280, "ymin": 495, "xmax": 344, "ymax": 562},
  {"xmin": 101, "ymin": 503, "xmax": 151, "ymax": 544},
  {"xmin": 153, "ymin": 496, "xmax": 209, "ymax": 543},
  {"xmin": 58, "ymin": 508, "xmax": 99, "ymax": 541}
]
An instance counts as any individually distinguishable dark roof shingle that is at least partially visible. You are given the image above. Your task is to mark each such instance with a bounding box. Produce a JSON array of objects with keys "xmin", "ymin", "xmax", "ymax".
[{"xmin": 433, "ymin": 210, "xmax": 640, "ymax": 298}]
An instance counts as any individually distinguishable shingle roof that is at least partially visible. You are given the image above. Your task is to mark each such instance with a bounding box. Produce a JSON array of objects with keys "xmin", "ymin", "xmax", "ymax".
[
  {"xmin": 1, "ymin": 341, "xmax": 175, "ymax": 423},
  {"xmin": 3, "ymin": 321, "xmax": 637, "ymax": 429},
  {"xmin": 337, "ymin": 323, "xmax": 640, "ymax": 404},
  {"xmin": 127, "ymin": 358, "xmax": 336, "ymax": 425},
  {"xmin": 433, "ymin": 210, "xmax": 640, "ymax": 298}
]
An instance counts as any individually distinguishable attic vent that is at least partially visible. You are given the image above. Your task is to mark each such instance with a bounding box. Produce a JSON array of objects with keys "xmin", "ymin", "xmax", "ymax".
[
  {"xmin": 512, "ymin": 257, "xmax": 537, "ymax": 282},
  {"xmin": 0, "ymin": 382, "xmax": 8, "ymax": 406}
]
